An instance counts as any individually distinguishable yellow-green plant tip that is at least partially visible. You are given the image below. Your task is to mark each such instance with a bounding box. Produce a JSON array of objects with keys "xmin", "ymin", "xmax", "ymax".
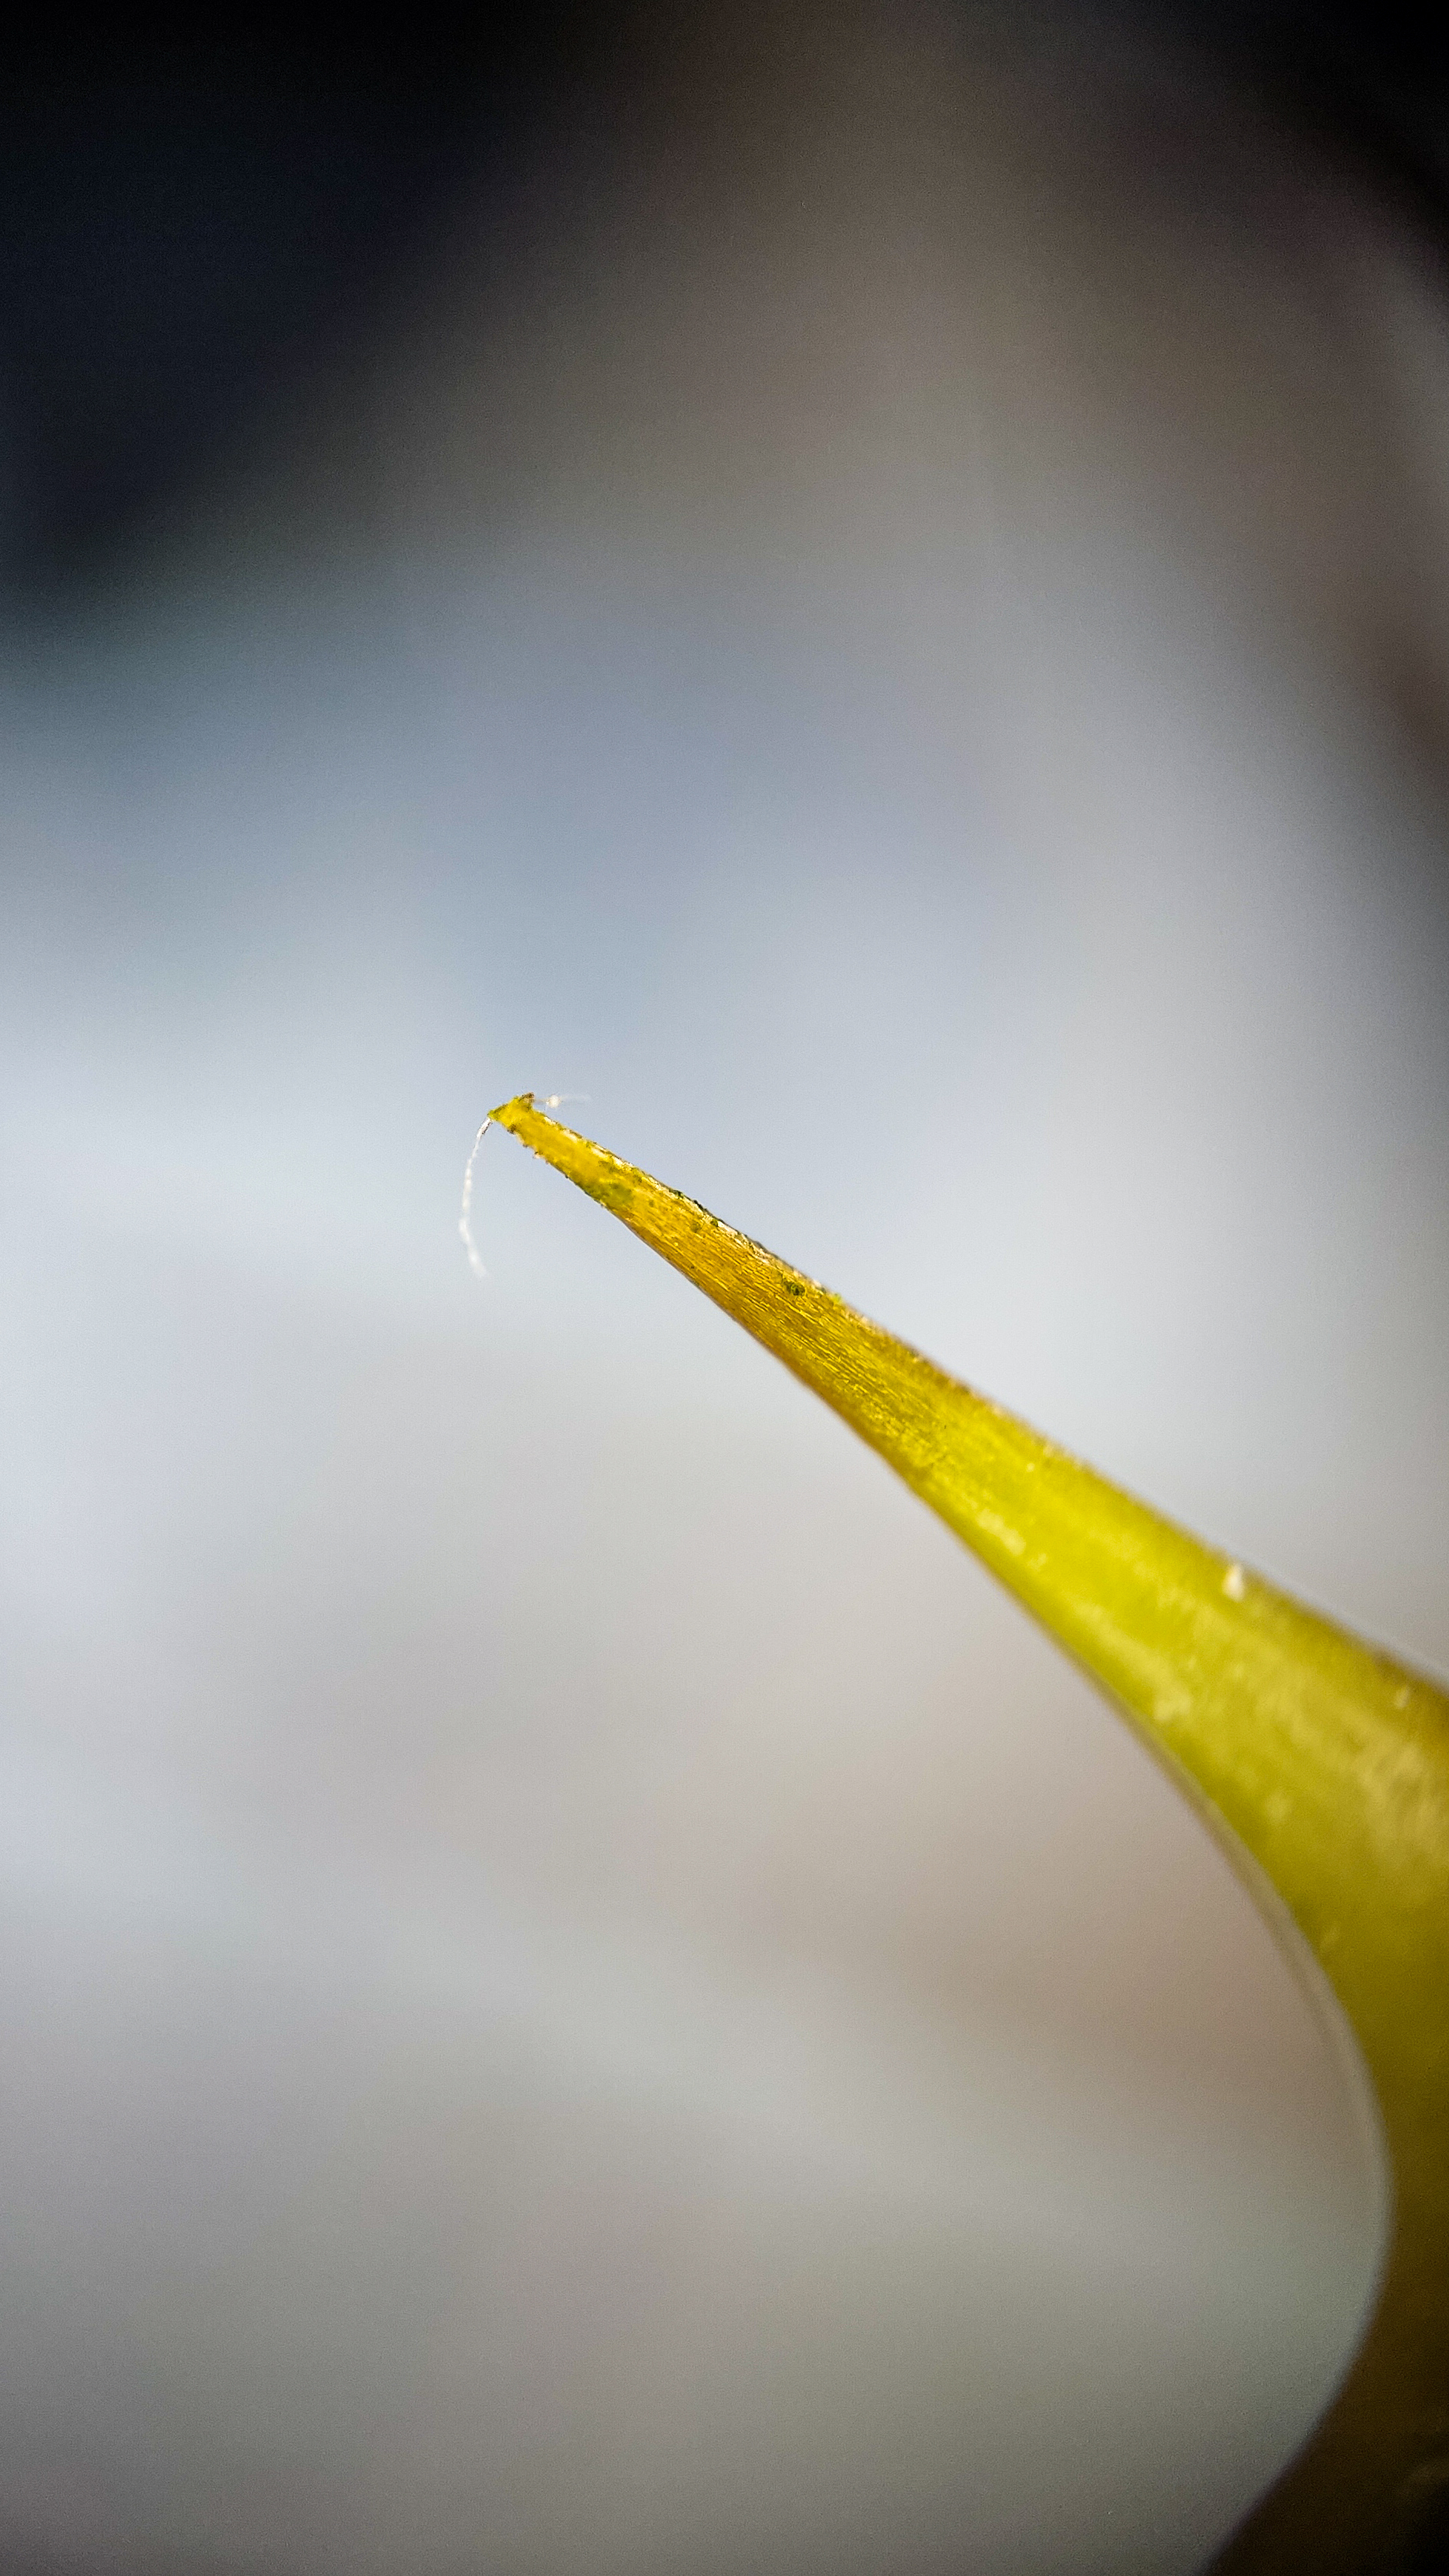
[{"xmin": 489, "ymin": 1092, "xmax": 1449, "ymax": 2574}]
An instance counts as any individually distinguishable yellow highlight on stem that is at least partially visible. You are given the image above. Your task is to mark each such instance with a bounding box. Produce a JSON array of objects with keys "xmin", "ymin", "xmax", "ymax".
[{"xmin": 489, "ymin": 1092, "xmax": 1449, "ymax": 2574}]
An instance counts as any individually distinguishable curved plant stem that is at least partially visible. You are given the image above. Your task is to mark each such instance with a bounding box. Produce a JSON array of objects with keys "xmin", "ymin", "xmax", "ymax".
[{"xmin": 489, "ymin": 1092, "xmax": 1449, "ymax": 2574}]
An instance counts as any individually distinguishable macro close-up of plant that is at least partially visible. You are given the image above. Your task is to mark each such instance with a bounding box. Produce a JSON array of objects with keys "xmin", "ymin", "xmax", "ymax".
[
  {"xmin": 2, "ymin": 9, "xmax": 1447, "ymax": 2574},
  {"xmin": 485, "ymin": 1092, "xmax": 1449, "ymax": 2573}
]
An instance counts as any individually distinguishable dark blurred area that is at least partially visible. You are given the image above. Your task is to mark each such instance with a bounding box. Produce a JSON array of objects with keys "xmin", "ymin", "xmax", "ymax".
[
  {"xmin": 0, "ymin": 12, "xmax": 603, "ymax": 594},
  {"xmin": 3, "ymin": 4, "xmax": 1449, "ymax": 603}
]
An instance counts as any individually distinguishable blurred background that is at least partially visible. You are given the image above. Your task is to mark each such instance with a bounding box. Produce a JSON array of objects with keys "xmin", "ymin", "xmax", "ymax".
[{"xmin": 2, "ymin": 5, "xmax": 1447, "ymax": 2569}]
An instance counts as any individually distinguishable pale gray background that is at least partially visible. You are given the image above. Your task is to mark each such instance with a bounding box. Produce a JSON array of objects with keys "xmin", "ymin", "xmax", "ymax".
[{"xmin": 3, "ymin": 8, "xmax": 1447, "ymax": 2571}]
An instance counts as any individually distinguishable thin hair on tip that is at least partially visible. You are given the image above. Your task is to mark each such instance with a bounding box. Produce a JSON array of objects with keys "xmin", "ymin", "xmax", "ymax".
[
  {"xmin": 458, "ymin": 1118, "xmax": 493, "ymax": 1280},
  {"xmin": 459, "ymin": 1094, "xmax": 590, "ymax": 1280}
]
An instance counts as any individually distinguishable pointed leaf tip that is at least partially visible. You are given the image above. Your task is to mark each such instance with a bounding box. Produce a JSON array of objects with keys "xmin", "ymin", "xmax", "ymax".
[{"xmin": 488, "ymin": 1095, "xmax": 1449, "ymax": 2575}]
